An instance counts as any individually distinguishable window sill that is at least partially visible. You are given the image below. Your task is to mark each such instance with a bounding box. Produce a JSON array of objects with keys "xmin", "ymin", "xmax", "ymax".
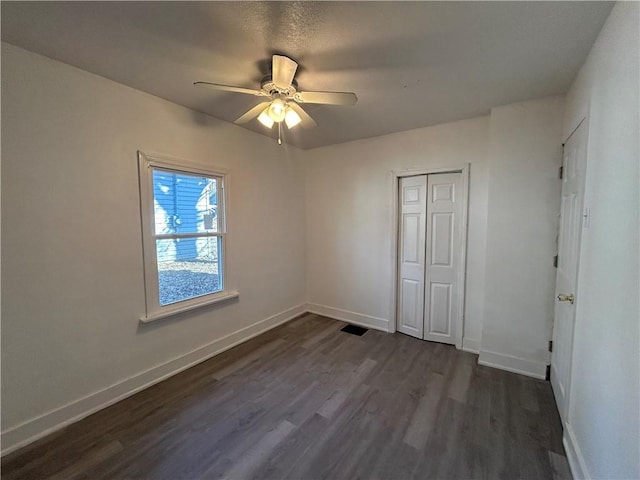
[{"xmin": 139, "ymin": 290, "xmax": 239, "ymax": 324}]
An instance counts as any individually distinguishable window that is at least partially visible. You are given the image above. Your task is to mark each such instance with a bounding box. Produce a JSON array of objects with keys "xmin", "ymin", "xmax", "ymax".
[{"xmin": 138, "ymin": 152, "xmax": 237, "ymax": 322}]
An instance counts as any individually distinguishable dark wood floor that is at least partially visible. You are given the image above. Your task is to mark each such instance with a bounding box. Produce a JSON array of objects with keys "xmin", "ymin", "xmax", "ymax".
[{"xmin": 2, "ymin": 314, "xmax": 571, "ymax": 480}]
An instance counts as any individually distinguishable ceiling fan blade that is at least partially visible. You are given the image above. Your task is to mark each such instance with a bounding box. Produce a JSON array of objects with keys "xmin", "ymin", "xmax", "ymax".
[
  {"xmin": 194, "ymin": 82, "xmax": 265, "ymax": 96},
  {"xmin": 288, "ymin": 102, "xmax": 317, "ymax": 129},
  {"xmin": 296, "ymin": 90, "xmax": 357, "ymax": 106},
  {"xmin": 235, "ymin": 101, "xmax": 272, "ymax": 124},
  {"xmin": 272, "ymin": 55, "xmax": 298, "ymax": 90}
]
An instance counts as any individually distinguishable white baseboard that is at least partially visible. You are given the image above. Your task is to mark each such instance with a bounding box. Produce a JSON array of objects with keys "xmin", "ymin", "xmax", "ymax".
[
  {"xmin": 462, "ymin": 337, "xmax": 480, "ymax": 354},
  {"xmin": 1, "ymin": 303, "xmax": 307, "ymax": 457},
  {"xmin": 306, "ymin": 303, "xmax": 390, "ymax": 332},
  {"xmin": 564, "ymin": 422, "xmax": 589, "ymax": 480},
  {"xmin": 478, "ymin": 349, "xmax": 547, "ymax": 380}
]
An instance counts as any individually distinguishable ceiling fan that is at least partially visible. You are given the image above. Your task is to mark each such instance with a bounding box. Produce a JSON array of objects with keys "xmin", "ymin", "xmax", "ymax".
[{"xmin": 195, "ymin": 55, "xmax": 357, "ymax": 144}]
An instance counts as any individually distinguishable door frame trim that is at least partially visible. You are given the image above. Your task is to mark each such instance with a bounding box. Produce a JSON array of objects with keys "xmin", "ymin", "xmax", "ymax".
[{"xmin": 390, "ymin": 164, "xmax": 470, "ymax": 350}]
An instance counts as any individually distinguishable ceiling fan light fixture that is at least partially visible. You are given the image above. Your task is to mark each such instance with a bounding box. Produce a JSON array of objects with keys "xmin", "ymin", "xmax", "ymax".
[
  {"xmin": 257, "ymin": 108, "xmax": 274, "ymax": 128},
  {"xmin": 284, "ymin": 107, "xmax": 302, "ymax": 129},
  {"xmin": 200, "ymin": 55, "xmax": 356, "ymax": 138},
  {"xmin": 267, "ymin": 98, "xmax": 286, "ymax": 123}
]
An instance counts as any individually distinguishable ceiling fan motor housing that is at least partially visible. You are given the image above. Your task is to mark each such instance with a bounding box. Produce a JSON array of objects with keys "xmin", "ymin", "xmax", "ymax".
[{"xmin": 260, "ymin": 76, "xmax": 298, "ymax": 98}]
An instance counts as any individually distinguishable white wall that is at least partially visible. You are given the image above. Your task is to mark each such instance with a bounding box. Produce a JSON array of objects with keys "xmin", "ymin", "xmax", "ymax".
[
  {"xmin": 479, "ymin": 96, "xmax": 565, "ymax": 378},
  {"xmin": 1, "ymin": 43, "xmax": 307, "ymax": 453},
  {"xmin": 305, "ymin": 116, "xmax": 490, "ymax": 350},
  {"xmin": 561, "ymin": 3, "xmax": 639, "ymax": 479},
  {"xmin": 305, "ymin": 95, "xmax": 566, "ymax": 373}
]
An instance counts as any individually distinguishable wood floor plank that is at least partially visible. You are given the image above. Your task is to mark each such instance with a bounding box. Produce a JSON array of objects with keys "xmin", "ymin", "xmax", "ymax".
[
  {"xmin": 447, "ymin": 351, "xmax": 475, "ymax": 403},
  {"xmin": 252, "ymin": 413, "xmax": 330, "ymax": 480},
  {"xmin": 2, "ymin": 315, "xmax": 569, "ymax": 480},
  {"xmin": 213, "ymin": 419, "xmax": 297, "ymax": 480},
  {"xmin": 281, "ymin": 383, "xmax": 375, "ymax": 480},
  {"xmin": 549, "ymin": 450, "xmax": 573, "ymax": 480},
  {"xmin": 403, "ymin": 372, "xmax": 445, "ymax": 449},
  {"xmin": 300, "ymin": 319, "xmax": 342, "ymax": 349},
  {"xmin": 46, "ymin": 439, "xmax": 123, "ymax": 480}
]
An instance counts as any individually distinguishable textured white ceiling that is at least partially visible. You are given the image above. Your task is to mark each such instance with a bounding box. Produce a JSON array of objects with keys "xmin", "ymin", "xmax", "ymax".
[{"xmin": 1, "ymin": 1, "xmax": 613, "ymax": 149}]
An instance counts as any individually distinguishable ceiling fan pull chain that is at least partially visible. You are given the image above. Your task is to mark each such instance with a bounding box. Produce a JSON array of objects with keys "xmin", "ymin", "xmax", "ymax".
[{"xmin": 278, "ymin": 122, "xmax": 282, "ymax": 145}]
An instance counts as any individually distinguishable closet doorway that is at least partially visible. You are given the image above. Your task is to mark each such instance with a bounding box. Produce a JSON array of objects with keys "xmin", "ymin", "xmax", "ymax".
[{"xmin": 395, "ymin": 168, "xmax": 468, "ymax": 347}]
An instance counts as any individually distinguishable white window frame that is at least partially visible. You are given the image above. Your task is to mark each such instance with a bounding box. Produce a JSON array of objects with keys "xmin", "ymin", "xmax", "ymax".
[{"xmin": 138, "ymin": 151, "xmax": 238, "ymax": 323}]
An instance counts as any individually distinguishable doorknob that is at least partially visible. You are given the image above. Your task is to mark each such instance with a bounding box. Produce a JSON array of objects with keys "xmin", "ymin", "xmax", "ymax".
[{"xmin": 557, "ymin": 293, "xmax": 575, "ymax": 304}]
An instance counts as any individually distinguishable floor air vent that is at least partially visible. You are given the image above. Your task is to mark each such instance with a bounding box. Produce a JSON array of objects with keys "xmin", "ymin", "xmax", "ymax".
[{"xmin": 341, "ymin": 324, "xmax": 368, "ymax": 336}]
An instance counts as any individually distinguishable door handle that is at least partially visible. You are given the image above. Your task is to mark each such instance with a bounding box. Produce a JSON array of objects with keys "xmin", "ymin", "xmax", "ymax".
[{"xmin": 557, "ymin": 293, "xmax": 575, "ymax": 304}]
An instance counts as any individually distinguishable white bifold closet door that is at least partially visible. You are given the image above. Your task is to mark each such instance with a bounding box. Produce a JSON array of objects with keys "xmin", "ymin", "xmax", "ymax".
[
  {"xmin": 397, "ymin": 172, "xmax": 463, "ymax": 345},
  {"xmin": 397, "ymin": 175, "xmax": 428, "ymax": 339}
]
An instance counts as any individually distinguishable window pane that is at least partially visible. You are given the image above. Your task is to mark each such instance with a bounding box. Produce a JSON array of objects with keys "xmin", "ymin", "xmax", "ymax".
[
  {"xmin": 156, "ymin": 236, "xmax": 223, "ymax": 306},
  {"xmin": 152, "ymin": 170, "xmax": 219, "ymax": 236}
]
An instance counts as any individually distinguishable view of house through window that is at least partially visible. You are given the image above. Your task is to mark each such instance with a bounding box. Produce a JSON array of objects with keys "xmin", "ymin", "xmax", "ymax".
[{"xmin": 152, "ymin": 168, "xmax": 224, "ymax": 305}]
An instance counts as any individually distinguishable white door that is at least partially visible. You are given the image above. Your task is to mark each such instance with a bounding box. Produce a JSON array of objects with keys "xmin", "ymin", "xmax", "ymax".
[
  {"xmin": 551, "ymin": 119, "xmax": 588, "ymax": 424},
  {"xmin": 397, "ymin": 172, "xmax": 463, "ymax": 344},
  {"xmin": 397, "ymin": 175, "xmax": 427, "ymax": 338},
  {"xmin": 423, "ymin": 173, "xmax": 463, "ymax": 345}
]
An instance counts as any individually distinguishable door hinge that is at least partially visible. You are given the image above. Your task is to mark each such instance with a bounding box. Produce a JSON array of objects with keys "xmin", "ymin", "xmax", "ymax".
[
  {"xmin": 545, "ymin": 365, "xmax": 551, "ymax": 381},
  {"xmin": 548, "ymin": 340, "xmax": 553, "ymax": 352},
  {"xmin": 558, "ymin": 166, "xmax": 564, "ymax": 179},
  {"xmin": 583, "ymin": 207, "xmax": 591, "ymax": 229},
  {"xmin": 553, "ymin": 255, "xmax": 558, "ymax": 268}
]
